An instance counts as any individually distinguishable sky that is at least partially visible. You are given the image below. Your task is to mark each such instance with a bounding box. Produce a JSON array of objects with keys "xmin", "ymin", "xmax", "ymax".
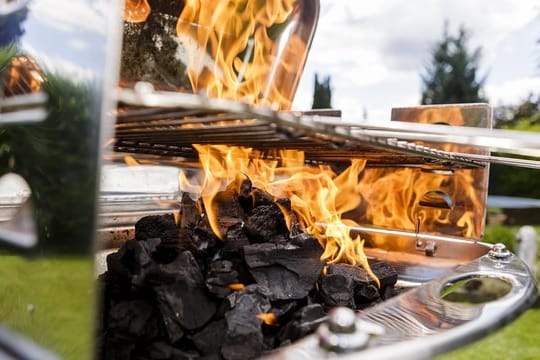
[{"xmin": 292, "ymin": 0, "xmax": 540, "ymax": 122}]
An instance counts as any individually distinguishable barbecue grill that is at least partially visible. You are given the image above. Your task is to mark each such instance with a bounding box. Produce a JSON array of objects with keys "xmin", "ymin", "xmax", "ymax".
[{"xmin": 0, "ymin": 0, "xmax": 538, "ymax": 359}]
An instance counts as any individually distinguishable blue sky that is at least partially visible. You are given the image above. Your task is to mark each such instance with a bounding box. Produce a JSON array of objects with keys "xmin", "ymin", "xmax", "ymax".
[{"xmin": 293, "ymin": 0, "xmax": 540, "ymax": 121}]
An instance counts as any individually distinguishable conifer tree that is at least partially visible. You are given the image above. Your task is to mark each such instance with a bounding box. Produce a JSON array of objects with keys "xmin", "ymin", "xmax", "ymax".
[
  {"xmin": 312, "ymin": 73, "xmax": 332, "ymax": 109},
  {"xmin": 421, "ymin": 25, "xmax": 487, "ymax": 104}
]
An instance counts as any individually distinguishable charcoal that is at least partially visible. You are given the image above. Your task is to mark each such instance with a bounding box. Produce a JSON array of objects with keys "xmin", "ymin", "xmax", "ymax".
[
  {"xmin": 222, "ymin": 285, "xmax": 272, "ymax": 360},
  {"xmin": 101, "ymin": 341, "xmax": 136, "ymax": 360},
  {"xmin": 210, "ymin": 260, "xmax": 234, "ymax": 273},
  {"xmin": 326, "ymin": 263, "xmax": 371, "ymax": 285},
  {"xmin": 180, "ymin": 193, "xmax": 199, "ymax": 228},
  {"xmin": 107, "ymin": 300, "xmax": 153, "ymax": 338},
  {"xmin": 154, "ymin": 251, "xmax": 216, "ymax": 339},
  {"xmin": 192, "ymin": 319, "xmax": 226, "ymax": 355},
  {"xmin": 199, "ymin": 354, "xmax": 223, "ymax": 360},
  {"xmin": 323, "ymin": 262, "xmax": 397, "ymax": 309},
  {"xmin": 146, "ymin": 341, "xmax": 199, "ymax": 360},
  {"xmin": 106, "ymin": 238, "xmax": 160, "ymax": 288},
  {"xmin": 210, "ymin": 182, "xmax": 247, "ymax": 237},
  {"xmin": 319, "ymin": 273, "xmax": 355, "ymax": 308},
  {"xmin": 270, "ymin": 300, "xmax": 297, "ymax": 319},
  {"xmin": 355, "ymin": 284, "xmax": 380, "ymax": 304},
  {"xmin": 222, "ymin": 223, "xmax": 250, "ymax": 258},
  {"xmin": 135, "ymin": 214, "xmax": 178, "ymax": 246},
  {"xmin": 244, "ymin": 204, "xmax": 288, "ymax": 243},
  {"xmin": 370, "ymin": 261, "xmax": 398, "ymax": 290},
  {"xmin": 177, "ymin": 193, "xmax": 201, "ymax": 253},
  {"xmin": 205, "ymin": 260, "xmax": 239, "ymax": 298},
  {"xmin": 268, "ymin": 234, "xmax": 288, "ymax": 245},
  {"xmin": 250, "ymin": 188, "xmax": 275, "ymax": 207},
  {"xmin": 277, "ymin": 304, "xmax": 327, "ymax": 344},
  {"xmin": 135, "ymin": 214, "xmax": 181, "ymax": 263},
  {"xmin": 243, "ymin": 236, "xmax": 324, "ymax": 300},
  {"xmin": 237, "ymin": 177, "xmax": 253, "ymax": 212}
]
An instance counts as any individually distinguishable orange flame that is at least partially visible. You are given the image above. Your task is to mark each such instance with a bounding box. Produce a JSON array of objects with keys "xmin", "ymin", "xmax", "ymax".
[
  {"xmin": 124, "ymin": 0, "xmax": 151, "ymax": 23},
  {"xmin": 179, "ymin": 145, "xmax": 379, "ymax": 285},
  {"xmin": 257, "ymin": 313, "xmax": 278, "ymax": 326},
  {"xmin": 4, "ymin": 56, "xmax": 43, "ymax": 96},
  {"xmin": 176, "ymin": 0, "xmax": 301, "ymax": 109},
  {"xmin": 123, "ymin": 155, "xmax": 140, "ymax": 166},
  {"xmin": 228, "ymin": 283, "xmax": 245, "ymax": 291},
  {"xmin": 123, "ymin": 0, "xmax": 307, "ymax": 109}
]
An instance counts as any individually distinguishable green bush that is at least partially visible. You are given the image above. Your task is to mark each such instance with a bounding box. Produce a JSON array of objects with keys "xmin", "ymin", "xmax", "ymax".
[{"xmin": 483, "ymin": 225, "xmax": 515, "ymax": 252}]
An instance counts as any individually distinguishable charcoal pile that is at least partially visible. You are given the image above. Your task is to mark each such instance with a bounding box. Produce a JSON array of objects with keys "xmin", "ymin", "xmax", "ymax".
[{"xmin": 98, "ymin": 178, "xmax": 398, "ymax": 359}]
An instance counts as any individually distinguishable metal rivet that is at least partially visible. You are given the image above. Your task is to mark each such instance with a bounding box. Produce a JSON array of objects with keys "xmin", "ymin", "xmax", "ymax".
[
  {"xmin": 488, "ymin": 243, "xmax": 512, "ymax": 260},
  {"xmin": 318, "ymin": 307, "xmax": 384, "ymax": 353}
]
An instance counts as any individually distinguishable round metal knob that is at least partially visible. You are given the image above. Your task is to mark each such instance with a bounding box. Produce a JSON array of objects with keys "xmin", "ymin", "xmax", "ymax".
[
  {"xmin": 318, "ymin": 307, "xmax": 384, "ymax": 353},
  {"xmin": 488, "ymin": 243, "xmax": 512, "ymax": 260},
  {"xmin": 328, "ymin": 307, "xmax": 356, "ymax": 334}
]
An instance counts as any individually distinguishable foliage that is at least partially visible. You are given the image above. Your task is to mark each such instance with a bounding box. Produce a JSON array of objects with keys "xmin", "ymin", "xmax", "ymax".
[
  {"xmin": 420, "ymin": 25, "xmax": 487, "ymax": 105},
  {"xmin": 0, "ymin": 58, "xmax": 101, "ymax": 253},
  {"xmin": 489, "ymin": 94, "xmax": 540, "ymax": 198},
  {"xmin": 494, "ymin": 93, "xmax": 540, "ymax": 130},
  {"xmin": 312, "ymin": 73, "xmax": 332, "ymax": 109},
  {"xmin": 482, "ymin": 224, "xmax": 515, "ymax": 252}
]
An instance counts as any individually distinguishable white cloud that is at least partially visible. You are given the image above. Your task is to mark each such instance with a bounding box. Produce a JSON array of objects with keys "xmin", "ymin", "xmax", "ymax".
[
  {"xmin": 30, "ymin": 0, "xmax": 108, "ymax": 35},
  {"xmin": 486, "ymin": 76, "xmax": 540, "ymax": 105},
  {"xmin": 293, "ymin": 0, "xmax": 540, "ymax": 121}
]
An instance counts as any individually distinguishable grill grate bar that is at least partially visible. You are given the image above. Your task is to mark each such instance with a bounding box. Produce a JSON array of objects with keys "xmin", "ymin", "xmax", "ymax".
[{"xmin": 114, "ymin": 85, "xmax": 536, "ymax": 168}]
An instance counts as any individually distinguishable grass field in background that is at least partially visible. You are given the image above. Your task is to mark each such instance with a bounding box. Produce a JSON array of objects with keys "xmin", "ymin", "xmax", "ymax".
[
  {"xmin": 438, "ymin": 224, "xmax": 540, "ymax": 360},
  {"xmin": 0, "ymin": 254, "xmax": 93, "ymax": 360}
]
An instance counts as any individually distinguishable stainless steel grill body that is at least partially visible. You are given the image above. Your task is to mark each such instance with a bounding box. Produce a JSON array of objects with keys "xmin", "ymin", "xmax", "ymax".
[{"xmin": 0, "ymin": 1, "xmax": 538, "ymax": 359}]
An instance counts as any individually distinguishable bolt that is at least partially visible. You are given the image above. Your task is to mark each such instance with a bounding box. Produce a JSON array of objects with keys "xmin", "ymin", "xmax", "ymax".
[
  {"xmin": 328, "ymin": 307, "xmax": 356, "ymax": 334},
  {"xmin": 488, "ymin": 243, "xmax": 512, "ymax": 260},
  {"xmin": 318, "ymin": 307, "xmax": 384, "ymax": 353}
]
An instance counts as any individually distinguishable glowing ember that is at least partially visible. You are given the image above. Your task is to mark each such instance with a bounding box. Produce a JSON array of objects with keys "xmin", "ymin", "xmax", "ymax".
[
  {"xmin": 228, "ymin": 283, "xmax": 245, "ymax": 291},
  {"xmin": 256, "ymin": 313, "xmax": 278, "ymax": 326}
]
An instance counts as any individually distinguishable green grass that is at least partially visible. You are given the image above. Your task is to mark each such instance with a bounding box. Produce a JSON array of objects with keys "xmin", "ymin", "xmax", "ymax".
[
  {"xmin": 0, "ymin": 254, "xmax": 94, "ymax": 360},
  {"xmin": 437, "ymin": 280, "xmax": 539, "ymax": 360}
]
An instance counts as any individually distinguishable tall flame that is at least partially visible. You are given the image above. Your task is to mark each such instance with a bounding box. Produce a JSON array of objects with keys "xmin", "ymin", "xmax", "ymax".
[
  {"xmin": 176, "ymin": 0, "xmax": 300, "ymax": 108},
  {"xmin": 123, "ymin": 0, "xmax": 307, "ymax": 110},
  {"xmin": 180, "ymin": 146, "xmax": 379, "ymax": 285}
]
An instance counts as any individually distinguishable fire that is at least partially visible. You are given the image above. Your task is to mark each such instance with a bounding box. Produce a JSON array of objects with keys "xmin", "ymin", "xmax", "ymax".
[
  {"xmin": 356, "ymin": 166, "xmax": 484, "ymax": 249},
  {"xmin": 228, "ymin": 283, "xmax": 245, "ymax": 291},
  {"xmin": 179, "ymin": 145, "xmax": 380, "ymax": 285},
  {"xmin": 123, "ymin": 155, "xmax": 140, "ymax": 166},
  {"xmin": 124, "ymin": 0, "xmax": 151, "ymax": 23},
  {"xmin": 4, "ymin": 56, "xmax": 44, "ymax": 96},
  {"xmin": 256, "ymin": 313, "xmax": 278, "ymax": 326},
  {"xmin": 122, "ymin": 0, "xmax": 308, "ymax": 110}
]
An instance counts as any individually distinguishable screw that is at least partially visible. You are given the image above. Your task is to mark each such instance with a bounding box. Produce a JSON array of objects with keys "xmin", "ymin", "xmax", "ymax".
[
  {"xmin": 318, "ymin": 307, "xmax": 384, "ymax": 353},
  {"xmin": 488, "ymin": 243, "xmax": 512, "ymax": 260}
]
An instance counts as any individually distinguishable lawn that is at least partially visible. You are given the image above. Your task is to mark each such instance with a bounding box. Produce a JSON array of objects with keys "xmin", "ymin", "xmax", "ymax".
[
  {"xmin": 0, "ymin": 254, "xmax": 94, "ymax": 360},
  {"xmin": 437, "ymin": 225, "xmax": 540, "ymax": 360}
]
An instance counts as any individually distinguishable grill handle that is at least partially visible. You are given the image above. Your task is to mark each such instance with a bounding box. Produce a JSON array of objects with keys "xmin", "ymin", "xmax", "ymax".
[{"xmin": 266, "ymin": 247, "xmax": 537, "ymax": 359}]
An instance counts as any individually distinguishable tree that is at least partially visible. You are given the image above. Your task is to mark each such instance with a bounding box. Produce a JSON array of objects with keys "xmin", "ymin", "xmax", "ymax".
[
  {"xmin": 421, "ymin": 24, "xmax": 487, "ymax": 105},
  {"xmin": 312, "ymin": 73, "xmax": 332, "ymax": 109},
  {"xmin": 489, "ymin": 95, "xmax": 540, "ymax": 199}
]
